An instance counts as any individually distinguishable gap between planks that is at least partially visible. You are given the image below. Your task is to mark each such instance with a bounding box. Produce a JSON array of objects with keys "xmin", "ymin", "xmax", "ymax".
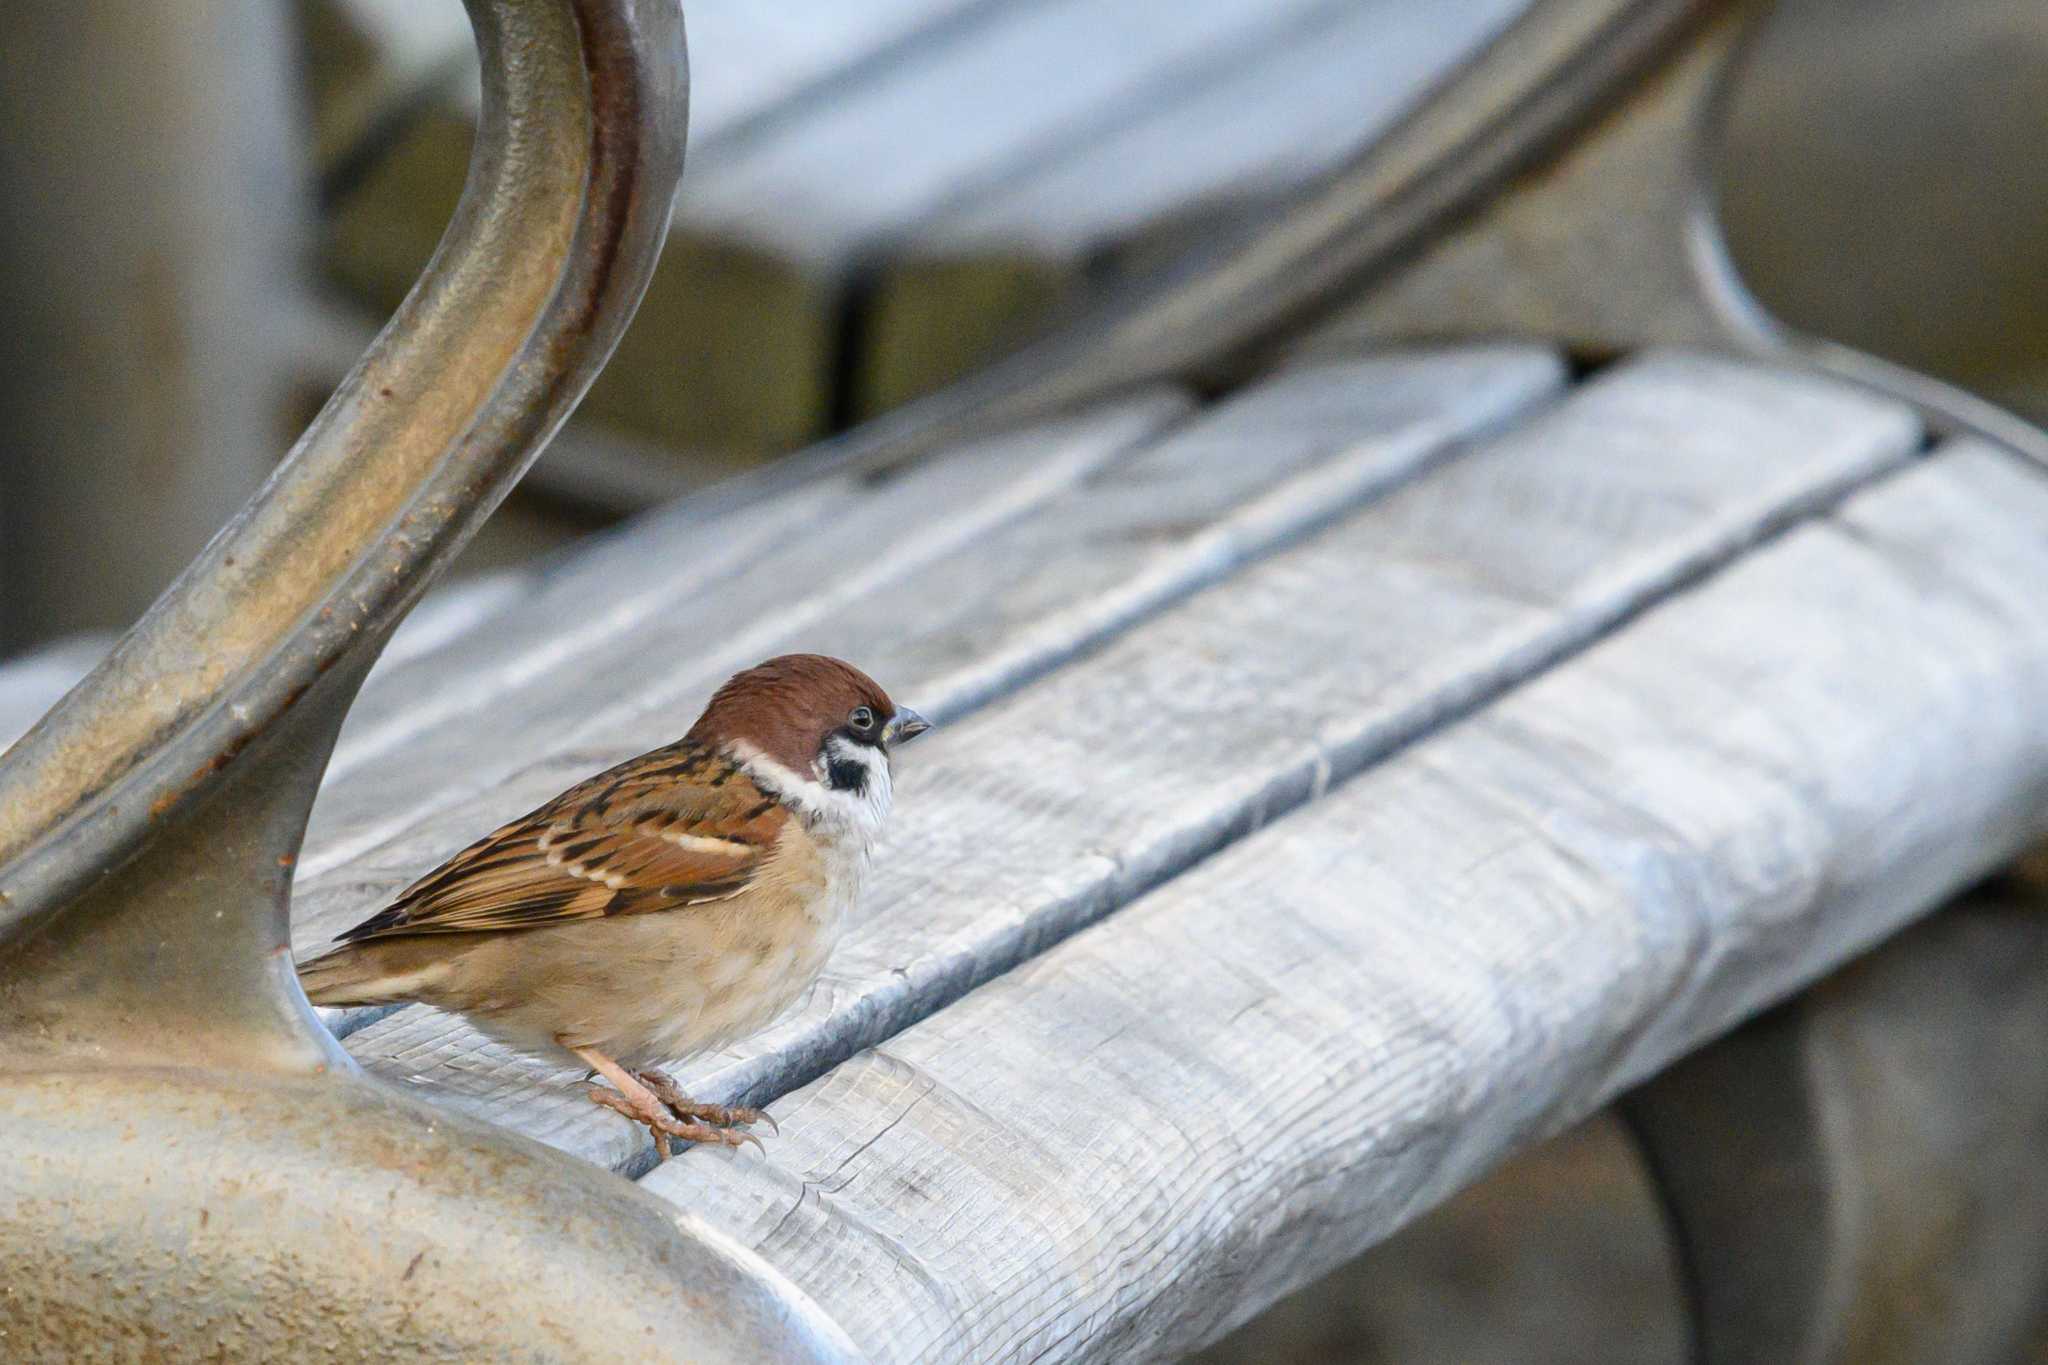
[
  {"xmin": 300, "ymin": 345, "xmax": 1565, "ymax": 987},
  {"xmin": 327, "ymin": 351, "xmax": 1921, "ymax": 1178},
  {"xmin": 638, "ymin": 439, "xmax": 2048, "ymax": 1362}
]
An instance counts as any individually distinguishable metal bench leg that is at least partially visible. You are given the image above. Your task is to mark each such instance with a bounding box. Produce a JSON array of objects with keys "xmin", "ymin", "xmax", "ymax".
[
  {"xmin": 1619, "ymin": 999, "xmax": 1850, "ymax": 1364},
  {"xmin": 1621, "ymin": 874, "xmax": 2048, "ymax": 1365}
]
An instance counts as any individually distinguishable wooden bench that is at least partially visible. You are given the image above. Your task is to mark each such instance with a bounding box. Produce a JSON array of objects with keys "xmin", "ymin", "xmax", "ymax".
[
  {"xmin": 24, "ymin": 341, "xmax": 2035, "ymax": 1356},
  {"xmin": 9, "ymin": 0, "xmax": 2048, "ymax": 1359},
  {"xmin": 277, "ymin": 339, "xmax": 2048, "ymax": 1358}
]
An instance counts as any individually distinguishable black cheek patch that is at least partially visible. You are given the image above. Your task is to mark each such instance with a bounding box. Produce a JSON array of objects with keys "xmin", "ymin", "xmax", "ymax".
[{"xmin": 827, "ymin": 757, "xmax": 869, "ymax": 795}]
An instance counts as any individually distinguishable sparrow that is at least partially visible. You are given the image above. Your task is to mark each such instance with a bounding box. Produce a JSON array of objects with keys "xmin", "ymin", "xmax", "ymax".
[{"xmin": 298, "ymin": 654, "xmax": 930, "ymax": 1158}]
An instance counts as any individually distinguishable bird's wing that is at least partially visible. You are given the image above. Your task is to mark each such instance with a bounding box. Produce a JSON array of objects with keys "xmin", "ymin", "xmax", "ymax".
[{"xmin": 336, "ymin": 741, "xmax": 791, "ymax": 940}]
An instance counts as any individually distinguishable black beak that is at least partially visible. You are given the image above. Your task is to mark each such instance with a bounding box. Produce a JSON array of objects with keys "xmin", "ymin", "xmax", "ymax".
[{"xmin": 883, "ymin": 707, "xmax": 931, "ymax": 747}]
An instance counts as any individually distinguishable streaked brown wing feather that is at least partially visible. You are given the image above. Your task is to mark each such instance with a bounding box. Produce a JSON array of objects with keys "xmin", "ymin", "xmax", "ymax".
[{"xmin": 337, "ymin": 740, "xmax": 789, "ymax": 941}]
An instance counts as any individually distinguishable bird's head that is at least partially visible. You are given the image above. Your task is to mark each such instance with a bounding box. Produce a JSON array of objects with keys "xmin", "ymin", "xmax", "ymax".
[{"xmin": 688, "ymin": 654, "xmax": 930, "ymax": 830}]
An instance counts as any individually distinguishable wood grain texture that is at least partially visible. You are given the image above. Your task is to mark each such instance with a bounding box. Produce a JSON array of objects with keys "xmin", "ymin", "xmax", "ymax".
[
  {"xmin": 313, "ymin": 346, "xmax": 1563, "ymax": 1131},
  {"xmin": 325, "ymin": 352, "xmax": 1913, "ymax": 1175},
  {"xmin": 642, "ymin": 441, "xmax": 2048, "ymax": 1362},
  {"xmin": 295, "ymin": 348, "xmax": 1554, "ymax": 953},
  {"xmin": 296, "ymin": 393, "xmax": 1187, "ymax": 908}
]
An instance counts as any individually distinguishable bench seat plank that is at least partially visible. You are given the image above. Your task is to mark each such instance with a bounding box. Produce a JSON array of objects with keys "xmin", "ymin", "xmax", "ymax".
[
  {"xmin": 295, "ymin": 348, "xmax": 1557, "ymax": 954},
  {"xmin": 309, "ymin": 347, "xmax": 1560, "ymax": 1068},
  {"xmin": 296, "ymin": 393, "xmax": 1188, "ymax": 906},
  {"xmin": 642, "ymin": 441, "xmax": 2048, "ymax": 1363},
  {"xmin": 674, "ymin": 0, "xmax": 1001, "ymax": 150},
  {"xmin": 328, "ymin": 352, "xmax": 1913, "ymax": 1176},
  {"xmin": 904, "ymin": 0, "xmax": 1528, "ymax": 257}
]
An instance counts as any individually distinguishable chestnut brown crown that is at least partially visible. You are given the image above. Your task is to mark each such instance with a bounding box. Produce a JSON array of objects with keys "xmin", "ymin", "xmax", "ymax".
[{"xmin": 686, "ymin": 654, "xmax": 910, "ymax": 774}]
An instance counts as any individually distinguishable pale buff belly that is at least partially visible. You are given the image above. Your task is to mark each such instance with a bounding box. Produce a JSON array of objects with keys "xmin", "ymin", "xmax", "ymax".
[
  {"xmin": 422, "ymin": 831, "xmax": 860, "ymax": 1068},
  {"xmin": 423, "ymin": 898, "xmax": 843, "ymax": 1067}
]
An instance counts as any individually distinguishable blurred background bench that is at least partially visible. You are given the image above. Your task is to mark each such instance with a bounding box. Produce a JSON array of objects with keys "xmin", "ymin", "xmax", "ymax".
[
  {"xmin": 313, "ymin": 0, "xmax": 1532, "ymax": 460},
  {"xmin": 12, "ymin": 0, "xmax": 2048, "ymax": 647}
]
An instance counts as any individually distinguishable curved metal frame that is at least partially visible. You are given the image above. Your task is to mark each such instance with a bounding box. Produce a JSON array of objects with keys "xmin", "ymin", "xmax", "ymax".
[
  {"xmin": 0, "ymin": 2, "xmax": 855, "ymax": 1356},
  {"xmin": 1312, "ymin": 0, "xmax": 2048, "ymax": 469},
  {"xmin": 0, "ymin": 0, "xmax": 681, "ymax": 1066},
  {"xmin": 0, "ymin": 0, "xmax": 678, "ymax": 940}
]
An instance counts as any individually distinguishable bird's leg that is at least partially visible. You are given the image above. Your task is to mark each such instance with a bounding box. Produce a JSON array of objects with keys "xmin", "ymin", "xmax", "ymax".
[
  {"xmin": 636, "ymin": 1067, "xmax": 778, "ymax": 1135},
  {"xmin": 565, "ymin": 1043, "xmax": 762, "ymax": 1157}
]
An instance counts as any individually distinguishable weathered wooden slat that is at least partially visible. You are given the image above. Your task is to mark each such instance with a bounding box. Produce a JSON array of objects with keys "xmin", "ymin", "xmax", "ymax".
[
  {"xmin": 329, "ymin": 352, "xmax": 1914, "ymax": 1176},
  {"xmin": 857, "ymin": 0, "xmax": 1531, "ymax": 410},
  {"xmin": 297, "ymin": 347, "xmax": 1558, "ymax": 953},
  {"xmin": 369, "ymin": 570, "xmax": 532, "ymax": 670},
  {"xmin": 912, "ymin": 1, "xmax": 1528, "ymax": 256},
  {"xmin": 296, "ymin": 392, "xmax": 1189, "ymax": 909},
  {"xmin": 669, "ymin": 0, "xmax": 1005, "ymax": 150},
  {"xmin": 642, "ymin": 440, "xmax": 2048, "ymax": 1362},
  {"xmin": 580, "ymin": 0, "xmax": 1367, "ymax": 458},
  {"xmin": 314, "ymin": 0, "xmax": 1004, "ymax": 169},
  {"xmin": 313, "ymin": 345, "xmax": 1565, "ymax": 1104}
]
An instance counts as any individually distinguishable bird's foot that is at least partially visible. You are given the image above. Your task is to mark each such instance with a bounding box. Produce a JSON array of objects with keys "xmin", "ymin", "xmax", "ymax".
[
  {"xmin": 636, "ymin": 1068, "xmax": 779, "ymax": 1136},
  {"xmin": 586, "ymin": 1083, "xmax": 764, "ymax": 1157}
]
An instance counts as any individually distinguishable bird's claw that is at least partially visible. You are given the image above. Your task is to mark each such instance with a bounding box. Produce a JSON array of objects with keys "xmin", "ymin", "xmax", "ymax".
[
  {"xmin": 636, "ymin": 1069, "xmax": 778, "ymax": 1135},
  {"xmin": 588, "ymin": 1081, "xmax": 768, "ymax": 1158}
]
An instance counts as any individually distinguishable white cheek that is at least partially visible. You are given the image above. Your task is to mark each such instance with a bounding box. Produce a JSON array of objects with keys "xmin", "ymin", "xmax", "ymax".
[
  {"xmin": 730, "ymin": 739, "xmax": 892, "ymax": 844},
  {"xmin": 816, "ymin": 736, "xmax": 893, "ymax": 840}
]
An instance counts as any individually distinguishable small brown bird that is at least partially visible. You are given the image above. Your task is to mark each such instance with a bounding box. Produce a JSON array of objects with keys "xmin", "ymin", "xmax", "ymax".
[{"xmin": 299, "ymin": 654, "xmax": 929, "ymax": 1157}]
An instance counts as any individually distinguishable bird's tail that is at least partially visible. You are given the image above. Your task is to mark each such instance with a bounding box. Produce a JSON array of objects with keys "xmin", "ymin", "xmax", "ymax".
[{"xmin": 296, "ymin": 941, "xmax": 445, "ymax": 1008}]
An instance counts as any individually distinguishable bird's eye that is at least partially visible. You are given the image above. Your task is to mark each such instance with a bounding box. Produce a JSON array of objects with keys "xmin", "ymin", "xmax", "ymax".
[{"xmin": 848, "ymin": 705, "xmax": 876, "ymax": 733}]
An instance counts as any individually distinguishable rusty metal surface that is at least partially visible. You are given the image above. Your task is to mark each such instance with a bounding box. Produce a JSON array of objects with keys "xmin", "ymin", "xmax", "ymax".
[{"xmin": 0, "ymin": 0, "xmax": 855, "ymax": 1357}]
